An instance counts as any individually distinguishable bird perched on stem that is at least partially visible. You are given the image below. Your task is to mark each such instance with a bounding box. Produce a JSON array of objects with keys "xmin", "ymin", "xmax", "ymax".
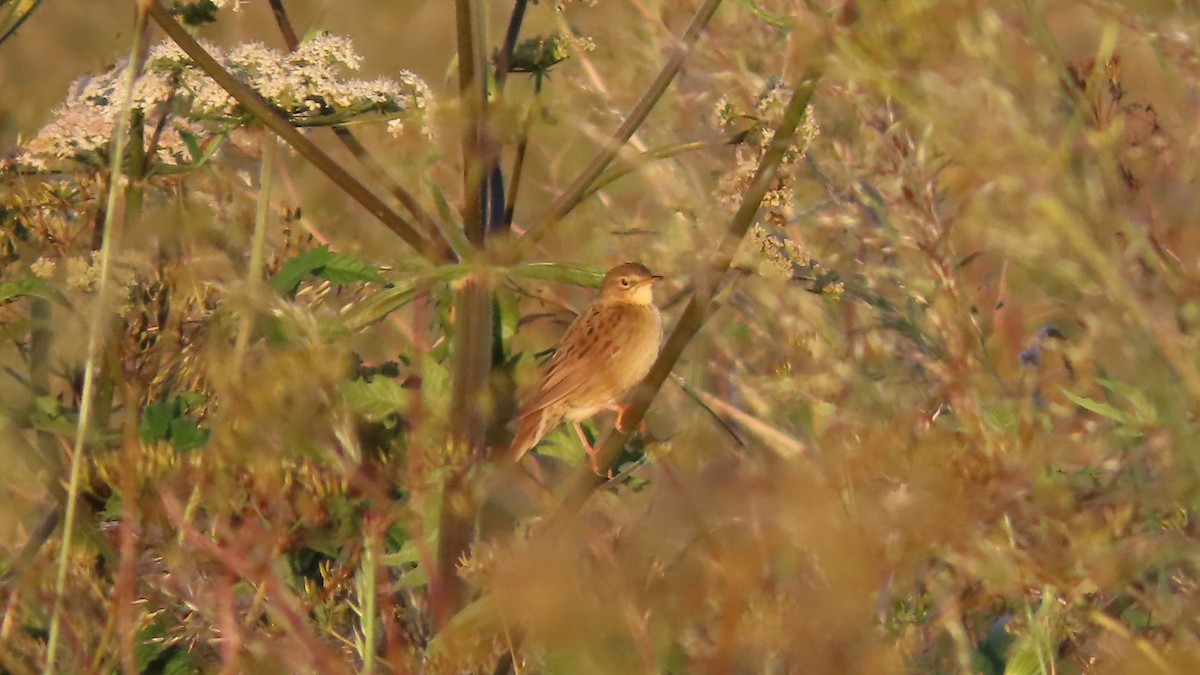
[{"xmin": 509, "ymin": 262, "xmax": 664, "ymax": 466}]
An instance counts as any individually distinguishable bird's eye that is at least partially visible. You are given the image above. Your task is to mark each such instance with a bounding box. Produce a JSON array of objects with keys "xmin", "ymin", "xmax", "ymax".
[{"xmin": 619, "ymin": 278, "xmax": 631, "ymax": 288}]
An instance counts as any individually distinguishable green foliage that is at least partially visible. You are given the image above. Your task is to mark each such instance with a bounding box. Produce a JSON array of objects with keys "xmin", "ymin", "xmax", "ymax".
[
  {"xmin": 139, "ymin": 393, "xmax": 210, "ymax": 452},
  {"xmin": 270, "ymin": 245, "xmax": 386, "ymax": 296}
]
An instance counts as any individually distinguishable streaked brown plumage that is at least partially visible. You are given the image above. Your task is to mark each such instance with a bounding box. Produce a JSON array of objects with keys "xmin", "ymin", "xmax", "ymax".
[{"xmin": 509, "ymin": 262, "xmax": 664, "ymax": 462}]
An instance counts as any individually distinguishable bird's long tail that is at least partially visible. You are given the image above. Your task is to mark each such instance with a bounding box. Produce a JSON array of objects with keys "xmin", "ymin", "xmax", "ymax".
[{"xmin": 508, "ymin": 409, "xmax": 561, "ymax": 462}]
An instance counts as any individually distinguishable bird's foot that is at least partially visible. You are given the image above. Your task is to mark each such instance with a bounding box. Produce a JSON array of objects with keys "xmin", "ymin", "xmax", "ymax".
[{"xmin": 574, "ymin": 422, "xmax": 614, "ymax": 478}]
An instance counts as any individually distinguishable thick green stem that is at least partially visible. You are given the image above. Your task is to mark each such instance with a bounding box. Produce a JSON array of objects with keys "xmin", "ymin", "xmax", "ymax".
[{"xmin": 433, "ymin": 276, "xmax": 494, "ymax": 630}]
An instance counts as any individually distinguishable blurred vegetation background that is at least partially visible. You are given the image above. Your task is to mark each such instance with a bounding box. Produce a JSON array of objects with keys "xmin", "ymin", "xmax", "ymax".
[{"xmin": 3, "ymin": 0, "xmax": 1200, "ymax": 673}]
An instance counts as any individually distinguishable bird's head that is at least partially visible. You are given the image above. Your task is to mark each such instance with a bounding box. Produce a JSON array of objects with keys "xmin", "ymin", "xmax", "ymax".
[{"xmin": 599, "ymin": 262, "xmax": 662, "ymax": 305}]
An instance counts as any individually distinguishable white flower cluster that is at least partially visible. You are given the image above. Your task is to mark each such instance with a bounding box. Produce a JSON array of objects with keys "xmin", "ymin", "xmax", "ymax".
[
  {"xmin": 18, "ymin": 34, "xmax": 433, "ymax": 171},
  {"xmin": 715, "ymin": 80, "xmax": 820, "ymax": 226}
]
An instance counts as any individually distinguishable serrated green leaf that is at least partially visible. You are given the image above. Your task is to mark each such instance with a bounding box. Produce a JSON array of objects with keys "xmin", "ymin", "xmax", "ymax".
[
  {"xmin": 139, "ymin": 401, "xmax": 175, "ymax": 444},
  {"xmin": 270, "ymin": 246, "xmax": 335, "ymax": 295},
  {"xmin": 315, "ymin": 251, "xmax": 386, "ymax": 285},
  {"xmin": 168, "ymin": 418, "xmax": 210, "ymax": 452},
  {"xmin": 343, "ymin": 376, "xmax": 410, "ymax": 419}
]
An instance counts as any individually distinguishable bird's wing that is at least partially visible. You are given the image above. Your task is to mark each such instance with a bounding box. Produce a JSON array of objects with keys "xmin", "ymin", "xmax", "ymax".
[{"xmin": 517, "ymin": 304, "xmax": 628, "ymax": 417}]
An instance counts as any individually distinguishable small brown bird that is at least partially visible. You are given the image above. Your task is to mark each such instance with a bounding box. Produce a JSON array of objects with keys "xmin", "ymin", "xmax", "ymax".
[{"xmin": 509, "ymin": 262, "xmax": 664, "ymax": 464}]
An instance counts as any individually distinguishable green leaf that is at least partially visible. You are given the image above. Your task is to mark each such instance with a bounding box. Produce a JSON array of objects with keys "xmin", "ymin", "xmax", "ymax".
[
  {"xmin": 1097, "ymin": 378, "xmax": 1157, "ymax": 426},
  {"xmin": 271, "ymin": 246, "xmax": 335, "ymax": 295},
  {"xmin": 339, "ymin": 264, "xmax": 465, "ymax": 332},
  {"xmin": 315, "ymin": 251, "xmax": 386, "ymax": 285},
  {"xmin": 162, "ymin": 649, "xmax": 200, "ymax": 675},
  {"xmin": 134, "ymin": 623, "xmax": 168, "ymax": 671},
  {"xmin": 1003, "ymin": 589, "xmax": 1061, "ymax": 675},
  {"xmin": 139, "ymin": 401, "xmax": 175, "ymax": 444},
  {"xmin": 0, "ymin": 277, "xmax": 67, "ymax": 305},
  {"xmin": 379, "ymin": 540, "xmax": 421, "ymax": 567},
  {"xmin": 1058, "ymin": 387, "xmax": 1131, "ymax": 426},
  {"xmin": 168, "ymin": 418, "xmax": 210, "ymax": 452},
  {"xmin": 421, "ymin": 354, "xmax": 450, "ymax": 413},
  {"xmin": 507, "ymin": 262, "xmax": 605, "ymax": 288},
  {"xmin": 178, "ymin": 128, "xmax": 203, "ymax": 163},
  {"xmin": 343, "ymin": 376, "xmax": 410, "ymax": 419},
  {"xmin": 31, "ymin": 395, "xmax": 77, "ymax": 436},
  {"xmin": 394, "ymin": 565, "xmax": 428, "ymax": 589},
  {"xmin": 175, "ymin": 391, "xmax": 208, "ymax": 412},
  {"xmin": 271, "ymin": 246, "xmax": 386, "ymax": 296}
]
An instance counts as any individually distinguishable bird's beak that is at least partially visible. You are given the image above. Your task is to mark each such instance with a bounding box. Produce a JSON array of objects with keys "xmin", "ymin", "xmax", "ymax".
[{"xmin": 637, "ymin": 275, "xmax": 664, "ymax": 288}]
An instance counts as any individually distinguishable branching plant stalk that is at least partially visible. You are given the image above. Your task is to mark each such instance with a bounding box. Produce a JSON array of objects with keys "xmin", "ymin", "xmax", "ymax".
[
  {"xmin": 145, "ymin": 0, "xmax": 445, "ymax": 261},
  {"xmin": 44, "ymin": 5, "xmax": 148, "ymax": 671},
  {"xmin": 549, "ymin": 72, "xmax": 822, "ymax": 522},
  {"xmin": 433, "ymin": 0, "xmax": 496, "ymax": 632},
  {"xmin": 522, "ymin": 0, "xmax": 725, "ymax": 242}
]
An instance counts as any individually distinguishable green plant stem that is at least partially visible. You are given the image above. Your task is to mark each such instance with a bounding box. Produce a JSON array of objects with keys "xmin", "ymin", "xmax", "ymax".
[
  {"xmin": 145, "ymin": 0, "xmax": 445, "ymax": 262},
  {"xmin": 548, "ymin": 72, "xmax": 822, "ymax": 523},
  {"xmin": 44, "ymin": 6, "xmax": 148, "ymax": 671},
  {"xmin": 522, "ymin": 0, "xmax": 725, "ymax": 242},
  {"xmin": 360, "ymin": 530, "xmax": 378, "ymax": 675},
  {"xmin": 234, "ymin": 134, "xmax": 275, "ymax": 365},
  {"xmin": 433, "ymin": 275, "xmax": 494, "ymax": 630}
]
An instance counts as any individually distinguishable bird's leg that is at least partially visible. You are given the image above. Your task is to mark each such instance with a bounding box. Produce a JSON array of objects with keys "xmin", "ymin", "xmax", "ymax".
[
  {"xmin": 611, "ymin": 404, "xmax": 650, "ymax": 436},
  {"xmin": 572, "ymin": 422, "xmax": 611, "ymax": 477}
]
